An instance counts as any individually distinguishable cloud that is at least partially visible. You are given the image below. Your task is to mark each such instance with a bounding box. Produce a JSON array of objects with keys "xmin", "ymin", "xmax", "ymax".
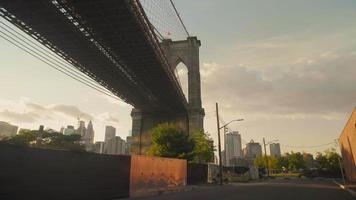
[
  {"xmin": 26, "ymin": 103, "xmax": 46, "ymax": 112},
  {"xmin": 50, "ymin": 104, "xmax": 93, "ymax": 120},
  {"xmin": 96, "ymin": 112, "xmax": 120, "ymax": 124},
  {"xmin": 0, "ymin": 109, "xmax": 39, "ymax": 123},
  {"xmin": 201, "ymin": 50, "xmax": 356, "ymax": 119}
]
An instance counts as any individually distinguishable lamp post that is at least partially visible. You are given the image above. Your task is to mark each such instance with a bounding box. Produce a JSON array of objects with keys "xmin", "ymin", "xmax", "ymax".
[
  {"xmin": 216, "ymin": 102, "xmax": 244, "ymax": 185},
  {"xmin": 263, "ymin": 138, "xmax": 278, "ymax": 177},
  {"xmin": 334, "ymin": 139, "xmax": 346, "ymax": 186},
  {"xmin": 222, "ymin": 119, "xmax": 244, "ymax": 166}
]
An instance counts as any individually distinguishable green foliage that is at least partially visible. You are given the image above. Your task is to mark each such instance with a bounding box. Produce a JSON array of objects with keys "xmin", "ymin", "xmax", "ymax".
[
  {"xmin": 276, "ymin": 156, "xmax": 289, "ymax": 170},
  {"xmin": 254, "ymin": 149, "xmax": 342, "ymax": 176},
  {"xmin": 3, "ymin": 129, "xmax": 84, "ymax": 151},
  {"xmin": 288, "ymin": 152, "xmax": 305, "ymax": 171},
  {"xmin": 315, "ymin": 149, "xmax": 341, "ymax": 172},
  {"xmin": 191, "ymin": 129, "xmax": 215, "ymax": 163},
  {"xmin": 148, "ymin": 123, "xmax": 215, "ymax": 162},
  {"xmin": 148, "ymin": 123, "xmax": 195, "ymax": 160},
  {"xmin": 254, "ymin": 155, "xmax": 279, "ymax": 169}
]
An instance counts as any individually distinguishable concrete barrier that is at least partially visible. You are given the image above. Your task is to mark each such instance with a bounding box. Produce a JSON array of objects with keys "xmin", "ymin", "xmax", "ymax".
[{"xmin": 0, "ymin": 144, "xmax": 131, "ymax": 200}]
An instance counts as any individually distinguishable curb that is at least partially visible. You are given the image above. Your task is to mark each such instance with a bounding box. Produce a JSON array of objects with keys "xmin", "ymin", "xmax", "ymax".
[
  {"xmin": 129, "ymin": 185, "xmax": 194, "ymax": 199},
  {"xmin": 333, "ymin": 180, "xmax": 356, "ymax": 198}
]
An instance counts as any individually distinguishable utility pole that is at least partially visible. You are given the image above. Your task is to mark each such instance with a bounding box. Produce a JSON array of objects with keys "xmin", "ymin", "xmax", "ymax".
[
  {"xmin": 216, "ymin": 102, "xmax": 223, "ymax": 185},
  {"xmin": 224, "ymin": 127, "xmax": 227, "ymax": 166},
  {"xmin": 263, "ymin": 137, "xmax": 269, "ymax": 177},
  {"xmin": 335, "ymin": 139, "xmax": 346, "ymax": 186}
]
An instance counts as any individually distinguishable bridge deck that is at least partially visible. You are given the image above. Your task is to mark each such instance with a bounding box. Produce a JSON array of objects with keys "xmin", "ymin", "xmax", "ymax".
[{"xmin": 0, "ymin": 0, "xmax": 187, "ymax": 114}]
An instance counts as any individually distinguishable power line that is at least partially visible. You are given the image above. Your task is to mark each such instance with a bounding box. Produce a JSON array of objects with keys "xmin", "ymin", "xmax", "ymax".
[{"xmin": 281, "ymin": 141, "xmax": 336, "ymax": 149}]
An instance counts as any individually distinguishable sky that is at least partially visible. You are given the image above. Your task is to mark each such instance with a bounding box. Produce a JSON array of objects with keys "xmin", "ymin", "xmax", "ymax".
[{"xmin": 1, "ymin": 0, "xmax": 356, "ymax": 155}]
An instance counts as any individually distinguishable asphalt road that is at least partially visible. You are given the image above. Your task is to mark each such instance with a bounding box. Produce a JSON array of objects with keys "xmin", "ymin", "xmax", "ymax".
[{"xmin": 129, "ymin": 178, "xmax": 354, "ymax": 200}]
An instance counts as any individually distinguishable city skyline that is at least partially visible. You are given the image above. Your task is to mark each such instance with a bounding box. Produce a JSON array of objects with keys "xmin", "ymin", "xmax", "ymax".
[
  {"xmin": 0, "ymin": 118, "xmax": 325, "ymax": 157},
  {"xmin": 1, "ymin": 0, "xmax": 355, "ymax": 155}
]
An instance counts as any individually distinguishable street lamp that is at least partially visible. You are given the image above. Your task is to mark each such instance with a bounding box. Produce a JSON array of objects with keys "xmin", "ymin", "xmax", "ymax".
[
  {"xmin": 263, "ymin": 138, "xmax": 278, "ymax": 177},
  {"xmin": 221, "ymin": 119, "xmax": 244, "ymax": 167},
  {"xmin": 216, "ymin": 102, "xmax": 244, "ymax": 185},
  {"xmin": 220, "ymin": 119, "xmax": 244, "ymax": 130}
]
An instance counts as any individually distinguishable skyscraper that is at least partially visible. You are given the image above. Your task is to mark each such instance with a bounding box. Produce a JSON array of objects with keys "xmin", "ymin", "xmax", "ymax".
[
  {"xmin": 244, "ymin": 140, "xmax": 262, "ymax": 160},
  {"xmin": 105, "ymin": 126, "xmax": 116, "ymax": 143},
  {"xmin": 125, "ymin": 136, "xmax": 133, "ymax": 155},
  {"xmin": 224, "ymin": 131, "xmax": 242, "ymax": 166},
  {"xmin": 94, "ymin": 141, "xmax": 105, "ymax": 154},
  {"xmin": 105, "ymin": 136, "xmax": 126, "ymax": 155},
  {"xmin": 63, "ymin": 125, "xmax": 76, "ymax": 135},
  {"xmin": 77, "ymin": 120, "xmax": 86, "ymax": 136},
  {"xmin": 82, "ymin": 121, "xmax": 94, "ymax": 151},
  {"xmin": 269, "ymin": 143, "xmax": 281, "ymax": 157},
  {"xmin": 0, "ymin": 121, "xmax": 18, "ymax": 139}
]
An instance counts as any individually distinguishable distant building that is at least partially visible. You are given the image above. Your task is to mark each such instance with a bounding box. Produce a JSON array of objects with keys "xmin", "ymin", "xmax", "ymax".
[
  {"xmin": 242, "ymin": 147, "xmax": 247, "ymax": 158},
  {"xmin": 63, "ymin": 125, "xmax": 76, "ymax": 135},
  {"xmin": 105, "ymin": 136, "xmax": 126, "ymax": 155},
  {"xmin": 82, "ymin": 121, "xmax": 94, "ymax": 150},
  {"xmin": 339, "ymin": 107, "xmax": 356, "ymax": 182},
  {"xmin": 39, "ymin": 125, "xmax": 44, "ymax": 132},
  {"xmin": 224, "ymin": 131, "xmax": 242, "ymax": 166},
  {"xmin": 125, "ymin": 136, "xmax": 133, "ymax": 155},
  {"xmin": 94, "ymin": 141, "xmax": 105, "ymax": 154},
  {"xmin": 221, "ymin": 150, "xmax": 226, "ymax": 166},
  {"xmin": 105, "ymin": 126, "xmax": 116, "ymax": 143},
  {"xmin": 244, "ymin": 140, "xmax": 262, "ymax": 160},
  {"xmin": 59, "ymin": 127, "xmax": 65, "ymax": 134},
  {"xmin": 77, "ymin": 121, "xmax": 86, "ymax": 136},
  {"xmin": 229, "ymin": 157, "xmax": 249, "ymax": 167},
  {"xmin": 0, "ymin": 121, "xmax": 18, "ymax": 139},
  {"xmin": 269, "ymin": 143, "xmax": 281, "ymax": 157}
]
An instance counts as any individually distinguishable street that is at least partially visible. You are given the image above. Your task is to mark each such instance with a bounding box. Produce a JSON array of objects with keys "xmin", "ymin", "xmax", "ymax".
[{"xmin": 128, "ymin": 178, "xmax": 354, "ymax": 200}]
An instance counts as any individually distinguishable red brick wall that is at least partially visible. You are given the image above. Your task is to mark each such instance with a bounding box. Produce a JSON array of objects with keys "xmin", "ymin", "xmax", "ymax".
[
  {"xmin": 130, "ymin": 155, "xmax": 187, "ymax": 197},
  {"xmin": 339, "ymin": 108, "xmax": 356, "ymax": 182}
]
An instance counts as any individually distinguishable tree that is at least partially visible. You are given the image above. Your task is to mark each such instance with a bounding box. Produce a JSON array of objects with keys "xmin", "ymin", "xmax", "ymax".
[
  {"xmin": 276, "ymin": 156, "xmax": 289, "ymax": 170},
  {"xmin": 254, "ymin": 155, "xmax": 266, "ymax": 168},
  {"xmin": 191, "ymin": 130, "xmax": 215, "ymax": 163},
  {"xmin": 148, "ymin": 124, "xmax": 215, "ymax": 162},
  {"xmin": 315, "ymin": 149, "xmax": 341, "ymax": 173},
  {"xmin": 3, "ymin": 129, "xmax": 84, "ymax": 151},
  {"xmin": 254, "ymin": 155, "xmax": 279, "ymax": 169},
  {"xmin": 288, "ymin": 152, "xmax": 305, "ymax": 171},
  {"xmin": 148, "ymin": 123, "xmax": 195, "ymax": 160}
]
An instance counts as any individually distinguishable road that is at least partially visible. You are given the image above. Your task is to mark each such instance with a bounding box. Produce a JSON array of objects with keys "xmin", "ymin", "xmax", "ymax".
[{"xmin": 128, "ymin": 178, "xmax": 354, "ymax": 200}]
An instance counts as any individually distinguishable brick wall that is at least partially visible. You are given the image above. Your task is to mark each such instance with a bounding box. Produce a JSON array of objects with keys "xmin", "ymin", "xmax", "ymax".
[{"xmin": 339, "ymin": 108, "xmax": 356, "ymax": 182}]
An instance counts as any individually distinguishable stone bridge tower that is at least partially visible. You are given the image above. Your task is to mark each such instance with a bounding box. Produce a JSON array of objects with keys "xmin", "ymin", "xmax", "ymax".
[
  {"xmin": 130, "ymin": 36, "xmax": 204, "ymax": 154},
  {"xmin": 161, "ymin": 36, "xmax": 205, "ymax": 133}
]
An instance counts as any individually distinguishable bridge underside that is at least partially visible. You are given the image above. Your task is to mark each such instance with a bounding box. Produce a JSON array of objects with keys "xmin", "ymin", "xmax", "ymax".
[
  {"xmin": 1, "ymin": 1, "xmax": 204, "ymax": 155},
  {"xmin": 0, "ymin": 0, "xmax": 187, "ymax": 114}
]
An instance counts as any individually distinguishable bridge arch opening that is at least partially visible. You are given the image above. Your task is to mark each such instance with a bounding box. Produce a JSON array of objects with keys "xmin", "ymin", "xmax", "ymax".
[{"xmin": 174, "ymin": 61, "xmax": 189, "ymax": 102}]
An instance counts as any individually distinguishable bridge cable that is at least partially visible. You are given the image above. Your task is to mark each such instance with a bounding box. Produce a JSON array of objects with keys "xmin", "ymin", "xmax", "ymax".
[
  {"xmin": 0, "ymin": 21, "xmax": 113, "ymax": 94},
  {"xmin": 140, "ymin": 0, "xmax": 188, "ymax": 40},
  {"xmin": 169, "ymin": 0, "xmax": 189, "ymax": 37},
  {"xmin": 0, "ymin": 27, "xmax": 125, "ymax": 102}
]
